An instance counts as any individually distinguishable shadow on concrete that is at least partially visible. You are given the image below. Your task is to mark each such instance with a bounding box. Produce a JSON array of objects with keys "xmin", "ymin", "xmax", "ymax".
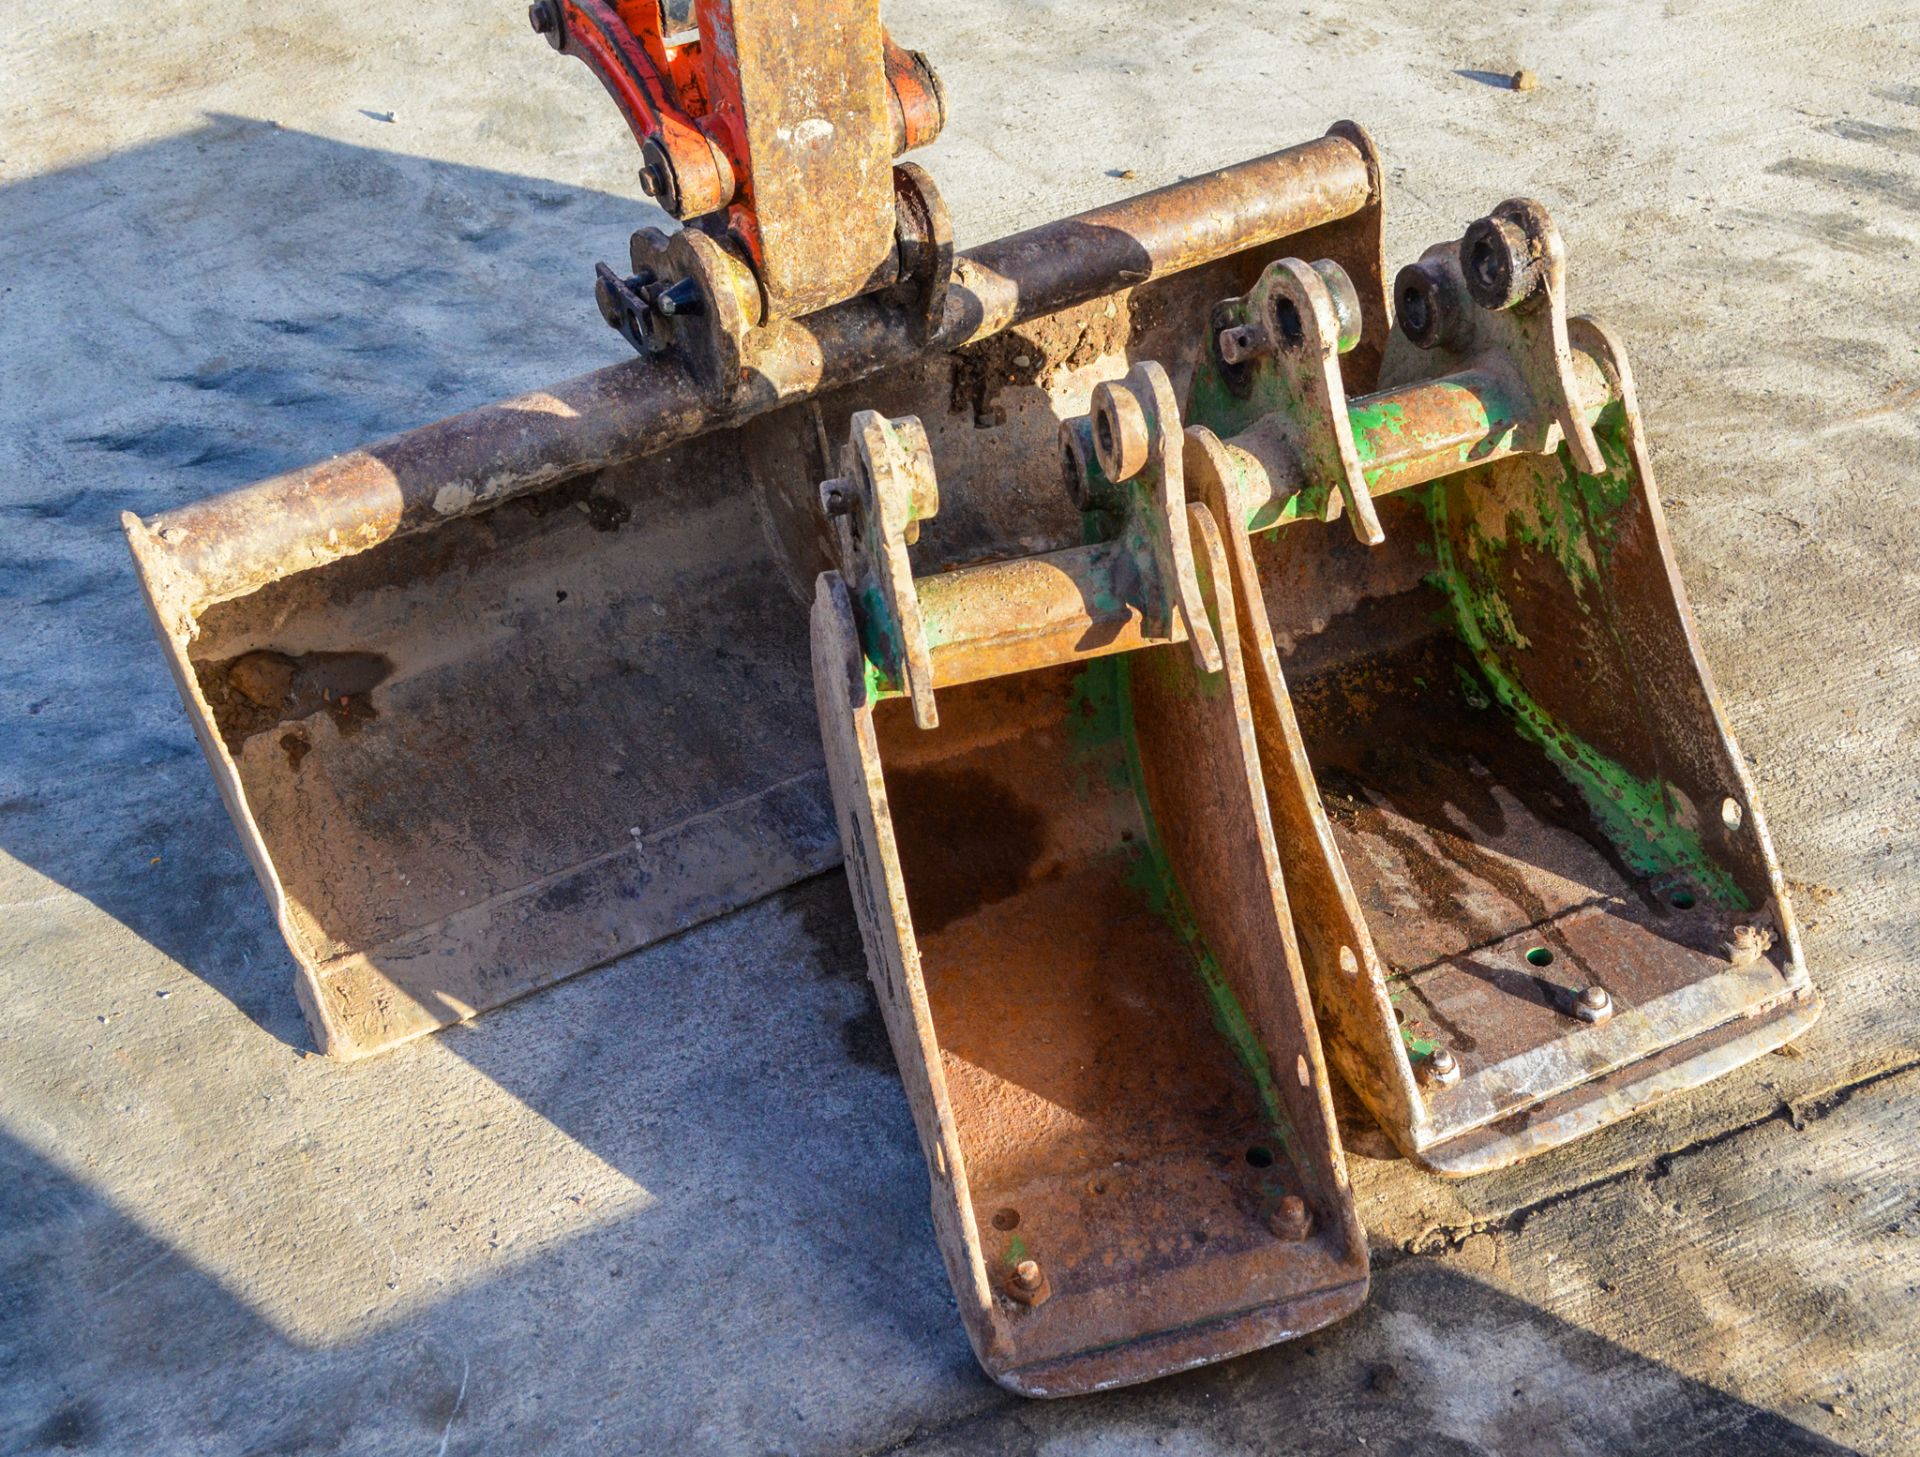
[
  {"xmin": 0, "ymin": 1111, "xmax": 1857, "ymax": 1454},
  {"xmin": 1455, "ymin": 68, "xmax": 1522, "ymax": 90},
  {"xmin": 0, "ymin": 114, "xmax": 649, "ymax": 1047}
]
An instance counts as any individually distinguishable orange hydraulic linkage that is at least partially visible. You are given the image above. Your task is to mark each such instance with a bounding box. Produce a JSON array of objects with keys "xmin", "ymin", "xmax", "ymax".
[{"xmin": 532, "ymin": 0, "xmax": 945, "ymax": 332}]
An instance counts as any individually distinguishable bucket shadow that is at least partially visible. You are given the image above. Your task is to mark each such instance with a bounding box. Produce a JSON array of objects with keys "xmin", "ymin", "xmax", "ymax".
[
  {"xmin": 0, "ymin": 114, "xmax": 651, "ymax": 1047},
  {"xmin": 0, "ymin": 1106, "xmax": 1860, "ymax": 1454}
]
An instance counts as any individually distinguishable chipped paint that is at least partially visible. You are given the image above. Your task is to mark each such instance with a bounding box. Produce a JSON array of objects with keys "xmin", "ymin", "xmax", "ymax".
[{"xmin": 1424, "ymin": 423, "xmax": 1750, "ymax": 910}]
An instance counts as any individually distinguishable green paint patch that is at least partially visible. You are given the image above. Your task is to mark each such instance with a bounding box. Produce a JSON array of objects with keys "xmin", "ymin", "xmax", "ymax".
[
  {"xmin": 1349, "ymin": 397, "xmax": 1409, "ymax": 449},
  {"xmin": 1423, "ymin": 449, "xmax": 1749, "ymax": 910},
  {"xmin": 1065, "ymin": 653, "xmax": 1135, "ymax": 799},
  {"xmin": 1246, "ymin": 478, "xmax": 1328, "ymax": 534},
  {"xmin": 1188, "ymin": 337, "xmax": 1334, "ymax": 535},
  {"xmin": 1388, "ymin": 990, "xmax": 1436, "ymax": 1059},
  {"xmin": 1502, "ymin": 401, "xmax": 1636, "ymax": 597},
  {"xmin": 1352, "ymin": 377, "xmax": 1524, "ymax": 495},
  {"xmin": 1004, "ymin": 1233, "xmax": 1028, "ymax": 1266},
  {"xmin": 1187, "ymin": 353, "xmax": 1272, "ymax": 442},
  {"xmin": 1063, "ymin": 657, "xmax": 1298, "ymax": 1151},
  {"xmin": 861, "ymin": 654, "xmax": 889, "ymax": 708},
  {"xmin": 857, "ymin": 581, "xmax": 905, "ymax": 708}
]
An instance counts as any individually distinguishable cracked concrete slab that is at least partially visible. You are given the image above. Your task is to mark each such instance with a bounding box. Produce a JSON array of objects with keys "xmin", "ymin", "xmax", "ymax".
[{"xmin": 2, "ymin": 0, "xmax": 1916, "ymax": 1453}]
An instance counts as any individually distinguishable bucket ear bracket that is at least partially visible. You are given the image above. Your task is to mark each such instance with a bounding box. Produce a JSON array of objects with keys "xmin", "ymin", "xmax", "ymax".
[
  {"xmin": 1211, "ymin": 259, "xmax": 1384, "ymax": 545},
  {"xmin": 820, "ymin": 410, "xmax": 942, "ymax": 728},
  {"xmin": 1393, "ymin": 197, "xmax": 1606, "ymax": 475},
  {"xmin": 1059, "ymin": 361, "xmax": 1223, "ymax": 673}
]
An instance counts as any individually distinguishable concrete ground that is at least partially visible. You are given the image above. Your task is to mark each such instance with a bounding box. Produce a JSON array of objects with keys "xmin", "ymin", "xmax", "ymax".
[{"xmin": 2, "ymin": 1, "xmax": 1917, "ymax": 1453}]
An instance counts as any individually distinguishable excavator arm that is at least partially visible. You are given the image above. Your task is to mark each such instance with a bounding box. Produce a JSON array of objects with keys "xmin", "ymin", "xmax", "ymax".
[{"xmin": 532, "ymin": 0, "xmax": 944, "ymax": 331}]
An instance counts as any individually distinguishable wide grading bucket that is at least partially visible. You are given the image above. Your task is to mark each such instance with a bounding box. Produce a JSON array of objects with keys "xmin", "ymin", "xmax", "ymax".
[
  {"xmin": 810, "ymin": 379, "xmax": 1365, "ymax": 1395},
  {"xmin": 1179, "ymin": 201, "xmax": 1820, "ymax": 1174},
  {"xmin": 123, "ymin": 128, "xmax": 1387, "ymax": 1059}
]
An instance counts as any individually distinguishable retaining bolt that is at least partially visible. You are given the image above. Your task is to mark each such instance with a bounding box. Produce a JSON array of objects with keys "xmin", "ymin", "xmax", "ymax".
[
  {"xmin": 1422, "ymin": 1044, "xmax": 1463, "ymax": 1088},
  {"xmin": 1269, "ymin": 1195, "xmax": 1312, "ymax": 1242},
  {"xmin": 1574, "ymin": 983, "xmax": 1613, "ymax": 1023},
  {"xmin": 1006, "ymin": 1257, "xmax": 1051, "ymax": 1306}
]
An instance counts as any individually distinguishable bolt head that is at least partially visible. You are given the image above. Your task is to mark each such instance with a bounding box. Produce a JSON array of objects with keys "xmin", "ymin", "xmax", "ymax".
[
  {"xmin": 1422, "ymin": 1044, "xmax": 1462, "ymax": 1088},
  {"xmin": 1574, "ymin": 983, "xmax": 1614, "ymax": 1023},
  {"xmin": 1005, "ymin": 1256, "xmax": 1050, "ymax": 1307},
  {"xmin": 1218, "ymin": 325, "xmax": 1262, "ymax": 365},
  {"xmin": 655, "ymin": 277, "xmax": 705, "ymax": 317},
  {"xmin": 1269, "ymin": 1194, "xmax": 1312, "ymax": 1242}
]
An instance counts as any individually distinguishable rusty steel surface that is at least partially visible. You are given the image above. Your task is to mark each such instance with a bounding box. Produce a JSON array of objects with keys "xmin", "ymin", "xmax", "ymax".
[
  {"xmin": 130, "ymin": 131, "xmax": 1377, "ymax": 621},
  {"xmin": 857, "ymin": 665, "xmax": 1366, "ymax": 1394},
  {"xmin": 699, "ymin": 0, "xmax": 897, "ymax": 318},
  {"xmin": 914, "ymin": 544, "xmax": 1161, "ymax": 691},
  {"xmin": 1182, "ymin": 214, "xmax": 1818, "ymax": 1174},
  {"xmin": 123, "ymin": 132, "xmax": 1386, "ymax": 1059},
  {"xmin": 539, "ymin": 0, "xmax": 942, "ymax": 319},
  {"xmin": 809, "ymin": 392, "xmax": 1367, "ymax": 1388},
  {"xmin": 881, "ymin": 32, "xmax": 944, "ymax": 153}
]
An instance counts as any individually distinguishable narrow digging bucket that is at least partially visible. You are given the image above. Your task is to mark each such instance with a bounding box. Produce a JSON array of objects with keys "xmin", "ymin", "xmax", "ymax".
[
  {"xmin": 1180, "ymin": 210, "xmax": 1819, "ymax": 1174},
  {"xmin": 122, "ymin": 131, "xmax": 1387, "ymax": 1058},
  {"xmin": 811, "ymin": 388, "xmax": 1366, "ymax": 1394}
]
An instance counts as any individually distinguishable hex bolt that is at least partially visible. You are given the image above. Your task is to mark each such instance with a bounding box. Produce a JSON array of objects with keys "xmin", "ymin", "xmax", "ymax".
[
  {"xmin": 1006, "ymin": 1257, "xmax": 1051, "ymax": 1307},
  {"xmin": 1422, "ymin": 1044, "xmax": 1462, "ymax": 1088},
  {"xmin": 1726, "ymin": 924, "xmax": 1774, "ymax": 968},
  {"xmin": 638, "ymin": 137, "xmax": 682, "ymax": 216},
  {"xmin": 1574, "ymin": 983, "xmax": 1614, "ymax": 1023},
  {"xmin": 527, "ymin": 1, "xmax": 556, "ymax": 33},
  {"xmin": 1269, "ymin": 1194, "xmax": 1312, "ymax": 1242}
]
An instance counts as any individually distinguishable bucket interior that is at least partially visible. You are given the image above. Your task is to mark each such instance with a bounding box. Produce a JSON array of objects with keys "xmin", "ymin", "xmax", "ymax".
[
  {"xmin": 160, "ymin": 251, "xmax": 1292, "ymax": 1055},
  {"xmin": 872, "ymin": 653, "xmax": 1352, "ymax": 1348},
  {"xmin": 1252, "ymin": 439, "xmax": 1784, "ymax": 1096},
  {"xmin": 189, "ymin": 442, "xmax": 827, "ymax": 962}
]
